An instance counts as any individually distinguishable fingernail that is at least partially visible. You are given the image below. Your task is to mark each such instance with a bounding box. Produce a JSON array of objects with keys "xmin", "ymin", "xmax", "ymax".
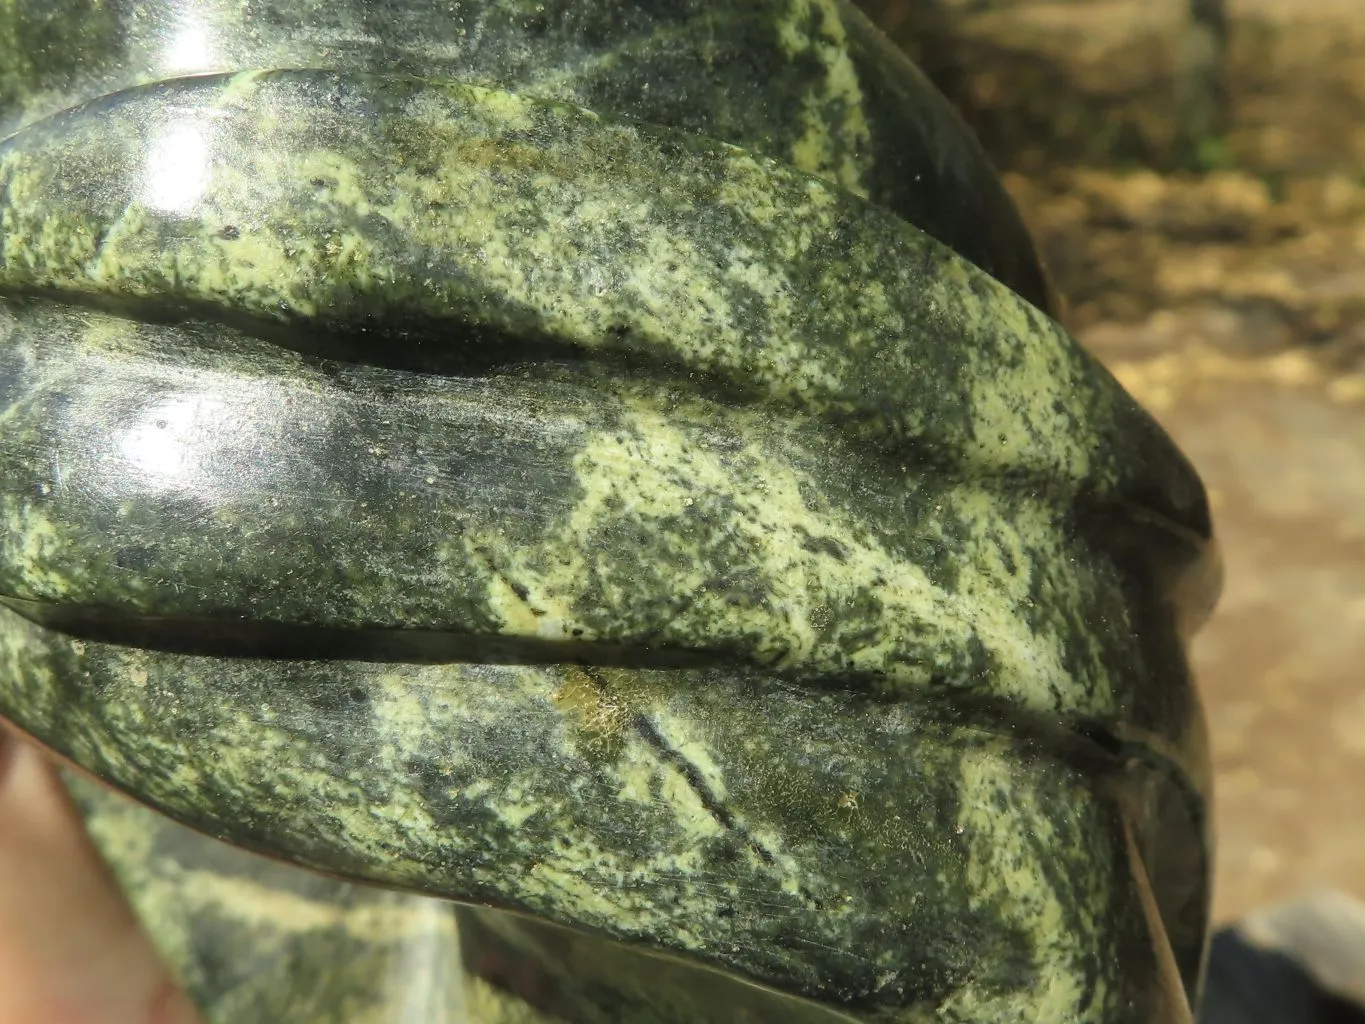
[
  {"xmin": 0, "ymin": 723, "xmax": 17, "ymax": 789},
  {"xmin": 148, "ymin": 977, "xmax": 206, "ymax": 1024}
]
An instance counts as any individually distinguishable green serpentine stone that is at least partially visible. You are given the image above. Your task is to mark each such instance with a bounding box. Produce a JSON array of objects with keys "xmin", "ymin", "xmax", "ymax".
[
  {"xmin": 68, "ymin": 773, "xmax": 483, "ymax": 1023},
  {"xmin": 0, "ymin": 0, "xmax": 1052, "ymax": 313},
  {"xmin": 0, "ymin": 1, "xmax": 1217, "ymax": 1021}
]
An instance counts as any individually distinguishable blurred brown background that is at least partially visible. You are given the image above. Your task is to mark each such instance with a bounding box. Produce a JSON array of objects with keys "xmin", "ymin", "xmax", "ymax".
[{"xmin": 856, "ymin": 0, "xmax": 1365, "ymax": 927}]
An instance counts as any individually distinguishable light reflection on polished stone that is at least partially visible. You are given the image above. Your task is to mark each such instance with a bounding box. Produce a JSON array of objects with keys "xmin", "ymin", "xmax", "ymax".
[
  {"xmin": 161, "ymin": 10, "xmax": 214, "ymax": 74},
  {"xmin": 143, "ymin": 117, "xmax": 215, "ymax": 215}
]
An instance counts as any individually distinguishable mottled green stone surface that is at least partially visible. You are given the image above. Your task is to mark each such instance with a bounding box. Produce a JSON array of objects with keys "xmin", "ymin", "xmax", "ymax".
[
  {"xmin": 0, "ymin": 0, "xmax": 1052, "ymax": 313},
  {"xmin": 0, "ymin": 0, "xmax": 1216, "ymax": 1021},
  {"xmin": 69, "ymin": 773, "xmax": 478, "ymax": 1023},
  {"xmin": 21, "ymin": 616, "xmax": 1199, "ymax": 1022}
]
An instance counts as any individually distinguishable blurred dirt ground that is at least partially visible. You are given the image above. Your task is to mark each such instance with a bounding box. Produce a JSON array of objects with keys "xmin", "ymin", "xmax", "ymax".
[
  {"xmin": 1023, "ymin": 169, "xmax": 1365, "ymax": 925},
  {"xmin": 858, "ymin": 0, "xmax": 1365, "ymax": 926}
]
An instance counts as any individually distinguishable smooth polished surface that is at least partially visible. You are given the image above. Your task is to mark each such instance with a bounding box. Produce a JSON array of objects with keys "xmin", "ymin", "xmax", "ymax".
[
  {"xmin": 0, "ymin": 0, "xmax": 1054, "ymax": 314},
  {"xmin": 0, "ymin": 1, "xmax": 1215, "ymax": 1021},
  {"xmin": 68, "ymin": 774, "xmax": 473, "ymax": 1024}
]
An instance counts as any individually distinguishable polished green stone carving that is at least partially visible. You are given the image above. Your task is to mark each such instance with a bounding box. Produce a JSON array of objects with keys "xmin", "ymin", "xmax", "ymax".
[
  {"xmin": 0, "ymin": 1, "xmax": 1217, "ymax": 1021},
  {"xmin": 68, "ymin": 774, "xmax": 475, "ymax": 1023}
]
